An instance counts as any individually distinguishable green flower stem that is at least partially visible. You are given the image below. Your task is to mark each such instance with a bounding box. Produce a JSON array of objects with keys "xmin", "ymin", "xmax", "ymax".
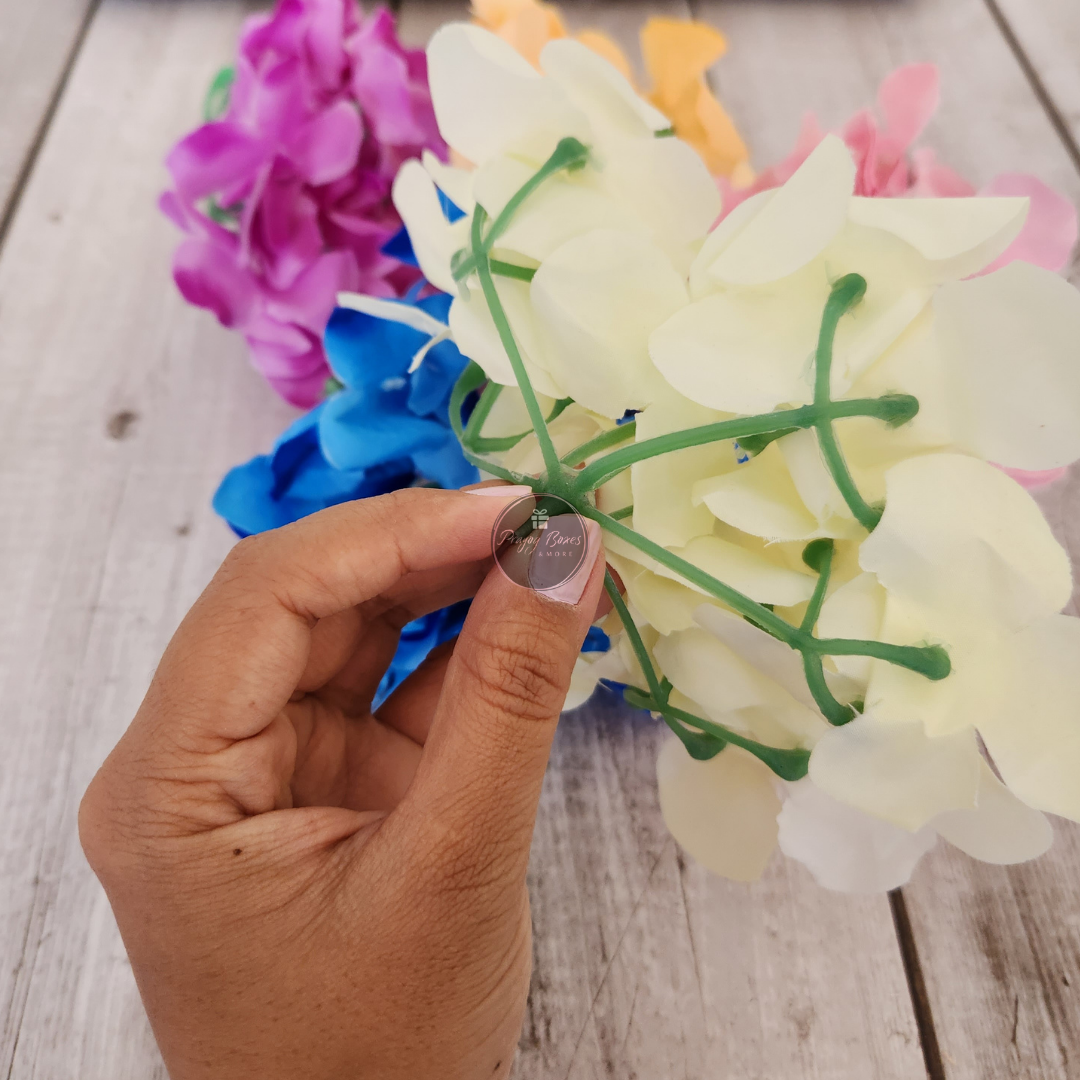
[
  {"xmin": 572, "ymin": 394, "xmax": 918, "ymax": 494},
  {"xmin": 585, "ymin": 504, "xmax": 796, "ymax": 640},
  {"xmin": 604, "ymin": 571, "xmax": 664, "ymax": 701},
  {"xmin": 471, "ymin": 206, "xmax": 563, "ymax": 481},
  {"xmin": 452, "ymin": 136, "xmax": 590, "ymax": 283},
  {"xmin": 623, "ymin": 686, "xmax": 811, "ymax": 780},
  {"xmin": 561, "ymin": 421, "xmax": 637, "ymax": 467},
  {"xmin": 490, "ymin": 260, "xmax": 537, "ymax": 282},
  {"xmin": 606, "ymin": 572, "xmax": 730, "ymax": 762},
  {"xmin": 585, "ymin": 504, "xmax": 951, "ymax": 682},
  {"xmin": 460, "ymin": 382, "xmax": 573, "ymax": 454},
  {"xmin": 813, "ymin": 275, "xmax": 883, "ymax": 531},
  {"xmin": 812, "ymin": 637, "xmax": 951, "ymax": 679},
  {"xmin": 462, "ymin": 380, "xmax": 502, "ymax": 445},
  {"xmin": 609, "ymin": 505, "xmax": 634, "ymax": 520},
  {"xmin": 448, "ymin": 362, "xmax": 531, "ymax": 484}
]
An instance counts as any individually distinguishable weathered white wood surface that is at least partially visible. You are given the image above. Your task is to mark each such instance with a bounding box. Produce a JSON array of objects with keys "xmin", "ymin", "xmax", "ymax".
[
  {"xmin": 0, "ymin": 2, "xmax": 281, "ymax": 1077},
  {"xmin": 0, "ymin": 0, "xmax": 1078, "ymax": 1078},
  {"xmin": 0, "ymin": 0, "xmax": 98, "ymax": 229},
  {"xmin": 700, "ymin": 1, "xmax": 1080, "ymax": 1075},
  {"xmin": 988, "ymin": 0, "xmax": 1080, "ymax": 174}
]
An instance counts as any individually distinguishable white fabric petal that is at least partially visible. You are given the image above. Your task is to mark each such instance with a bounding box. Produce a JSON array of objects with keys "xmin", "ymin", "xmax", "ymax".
[
  {"xmin": 847, "ymin": 196, "xmax": 1027, "ymax": 281},
  {"xmin": 475, "ymin": 157, "xmax": 642, "ymax": 263},
  {"xmin": 421, "ymin": 149, "xmax": 475, "ymax": 213},
  {"xmin": 540, "ymin": 38, "xmax": 670, "ymax": 137},
  {"xmin": 978, "ymin": 613, "xmax": 1080, "ymax": 824},
  {"xmin": 933, "ymin": 261, "xmax": 1080, "ymax": 470},
  {"xmin": 392, "ymin": 160, "xmax": 467, "ymax": 294},
  {"xmin": 692, "ymin": 443, "xmax": 825, "ymax": 542},
  {"xmin": 448, "ymin": 283, "xmax": 565, "ymax": 398},
  {"xmin": 777, "ymin": 779, "xmax": 937, "ymax": 893},
  {"xmin": 563, "ymin": 644, "xmax": 630, "ymax": 711},
  {"xmin": 933, "ymin": 759, "xmax": 1053, "ymax": 865},
  {"xmin": 694, "ymin": 604, "xmax": 820, "ymax": 711},
  {"xmin": 689, "ymin": 190, "xmax": 774, "ymax": 298},
  {"xmin": 477, "ymin": 385, "xmax": 555, "ymax": 438},
  {"xmin": 859, "ymin": 453, "xmax": 1072, "ymax": 629},
  {"xmin": 531, "ymin": 229, "xmax": 686, "ymax": 418},
  {"xmin": 335, "ymin": 293, "xmax": 448, "ymax": 338},
  {"xmin": 657, "ymin": 738, "xmax": 781, "ymax": 883},
  {"xmin": 808, "ymin": 714, "xmax": 981, "ymax": 831},
  {"xmin": 631, "ymin": 385, "xmax": 738, "ymax": 548},
  {"xmin": 665, "ymin": 534, "xmax": 817, "ymax": 608},
  {"xmin": 654, "ymin": 628, "xmax": 825, "ymax": 744},
  {"xmin": 601, "ymin": 137, "xmax": 722, "ymax": 276},
  {"xmin": 625, "ymin": 570, "xmax": 713, "ymax": 636},
  {"xmin": 816, "ymin": 572, "xmax": 887, "ymax": 685},
  {"xmin": 650, "ymin": 262, "xmax": 829, "ymax": 414},
  {"xmin": 427, "ymin": 24, "xmax": 587, "ymax": 164},
  {"xmin": 699, "ymin": 135, "xmax": 855, "ymax": 286}
]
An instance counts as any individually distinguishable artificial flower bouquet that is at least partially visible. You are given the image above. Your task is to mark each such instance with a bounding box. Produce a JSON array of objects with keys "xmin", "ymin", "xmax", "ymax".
[{"xmin": 164, "ymin": 0, "xmax": 1080, "ymax": 894}]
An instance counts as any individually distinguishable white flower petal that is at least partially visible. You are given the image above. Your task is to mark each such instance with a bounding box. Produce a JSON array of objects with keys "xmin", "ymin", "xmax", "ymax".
[
  {"xmin": 667, "ymin": 535, "xmax": 817, "ymax": 608},
  {"xmin": 540, "ymin": 38, "xmax": 669, "ymax": 138},
  {"xmin": 859, "ymin": 453, "xmax": 1072, "ymax": 628},
  {"xmin": 654, "ymin": 627, "xmax": 824, "ymax": 744},
  {"xmin": 700, "ymin": 134, "xmax": 855, "ymax": 286},
  {"xmin": 933, "ymin": 261, "xmax": 1080, "ymax": 471},
  {"xmin": 427, "ymin": 24, "xmax": 587, "ymax": 164},
  {"xmin": 531, "ymin": 229, "xmax": 687, "ymax": 418},
  {"xmin": 601, "ymin": 137, "xmax": 722, "ymax": 276},
  {"xmin": 692, "ymin": 443, "xmax": 825, "ymax": 542},
  {"xmin": 477, "ymin": 385, "xmax": 555, "ymax": 438},
  {"xmin": 978, "ymin": 613, "xmax": 1080, "ymax": 824},
  {"xmin": 421, "ymin": 149, "xmax": 475, "ymax": 213},
  {"xmin": 816, "ymin": 572, "xmax": 887, "ymax": 685},
  {"xmin": 625, "ymin": 570, "xmax": 711, "ymax": 636},
  {"xmin": 657, "ymin": 738, "xmax": 781, "ymax": 883},
  {"xmin": 694, "ymin": 604, "xmax": 820, "ymax": 711},
  {"xmin": 631, "ymin": 385, "xmax": 739, "ymax": 549},
  {"xmin": 808, "ymin": 714, "xmax": 981, "ymax": 832},
  {"xmin": 777, "ymin": 779, "xmax": 937, "ymax": 893},
  {"xmin": 448, "ymin": 283, "xmax": 565, "ymax": 398},
  {"xmin": 650, "ymin": 262, "xmax": 829, "ymax": 414},
  {"xmin": 933, "ymin": 759, "xmax": 1053, "ymax": 865},
  {"xmin": 392, "ymin": 160, "xmax": 467, "ymax": 294},
  {"xmin": 848, "ymin": 196, "xmax": 1027, "ymax": 280}
]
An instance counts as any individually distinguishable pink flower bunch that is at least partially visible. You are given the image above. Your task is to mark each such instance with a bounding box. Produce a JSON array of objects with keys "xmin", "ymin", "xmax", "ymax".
[
  {"xmin": 161, "ymin": 0, "xmax": 446, "ymax": 407},
  {"xmin": 723, "ymin": 64, "xmax": 1078, "ymax": 489}
]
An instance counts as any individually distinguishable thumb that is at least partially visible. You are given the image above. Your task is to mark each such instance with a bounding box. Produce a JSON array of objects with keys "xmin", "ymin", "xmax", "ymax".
[{"xmin": 404, "ymin": 518, "xmax": 605, "ymax": 879}]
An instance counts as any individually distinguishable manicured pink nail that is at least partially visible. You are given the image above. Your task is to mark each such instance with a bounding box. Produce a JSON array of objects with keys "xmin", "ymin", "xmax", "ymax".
[
  {"xmin": 465, "ymin": 485, "xmax": 534, "ymax": 499},
  {"xmin": 541, "ymin": 520, "xmax": 602, "ymax": 606}
]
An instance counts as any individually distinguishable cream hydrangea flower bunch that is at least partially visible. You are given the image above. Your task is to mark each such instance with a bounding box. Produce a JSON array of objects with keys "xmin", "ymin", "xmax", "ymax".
[{"xmin": 383, "ymin": 23, "xmax": 1080, "ymax": 893}]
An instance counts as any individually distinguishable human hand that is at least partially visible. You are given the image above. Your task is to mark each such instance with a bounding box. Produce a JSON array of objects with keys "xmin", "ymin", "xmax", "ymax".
[{"xmin": 79, "ymin": 486, "xmax": 605, "ymax": 1080}]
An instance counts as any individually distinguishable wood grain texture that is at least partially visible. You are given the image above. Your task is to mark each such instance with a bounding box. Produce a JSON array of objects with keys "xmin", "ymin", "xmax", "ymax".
[
  {"xmin": 522, "ymin": 691, "xmax": 925, "ymax": 1080},
  {"xmin": 987, "ymin": 0, "xmax": 1080, "ymax": 169},
  {"xmin": 0, "ymin": 2, "xmax": 285, "ymax": 1076},
  {"xmin": 0, "ymin": 0, "xmax": 98, "ymax": 230},
  {"xmin": 694, "ymin": 1, "xmax": 1080, "ymax": 1075}
]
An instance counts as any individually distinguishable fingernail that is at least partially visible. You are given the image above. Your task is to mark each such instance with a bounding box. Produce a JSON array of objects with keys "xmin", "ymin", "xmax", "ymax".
[
  {"xmin": 466, "ymin": 485, "xmax": 534, "ymax": 499},
  {"xmin": 541, "ymin": 520, "xmax": 602, "ymax": 606}
]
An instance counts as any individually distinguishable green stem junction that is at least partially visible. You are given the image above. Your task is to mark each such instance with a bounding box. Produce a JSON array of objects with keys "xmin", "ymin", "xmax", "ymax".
[{"xmin": 444, "ymin": 142, "xmax": 950, "ymax": 777}]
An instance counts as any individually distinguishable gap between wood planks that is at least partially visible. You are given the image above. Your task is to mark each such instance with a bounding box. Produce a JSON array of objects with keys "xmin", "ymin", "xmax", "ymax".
[
  {"xmin": 981, "ymin": 0, "xmax": 1080, "ymax": 176},
  {"xmin": 0, "ymin": 0, "xmax": 103, "ymax": 254}
]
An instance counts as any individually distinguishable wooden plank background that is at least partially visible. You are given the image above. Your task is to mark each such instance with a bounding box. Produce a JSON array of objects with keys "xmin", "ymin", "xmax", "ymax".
[{"xmin": 0, "ymin": 1, "xmax": 1076, "ymax": 1077}]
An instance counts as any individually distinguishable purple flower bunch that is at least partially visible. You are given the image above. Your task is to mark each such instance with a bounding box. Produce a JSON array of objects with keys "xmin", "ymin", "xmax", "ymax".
[{"xmin": 161, "ymin": 0, "xmax": 446, "ymax": 407}]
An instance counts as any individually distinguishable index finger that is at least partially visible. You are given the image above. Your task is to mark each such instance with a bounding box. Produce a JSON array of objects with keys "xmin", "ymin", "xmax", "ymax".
[{"xmin": 140, "ymin": 486, "xmax": 531, "ymax": 747}]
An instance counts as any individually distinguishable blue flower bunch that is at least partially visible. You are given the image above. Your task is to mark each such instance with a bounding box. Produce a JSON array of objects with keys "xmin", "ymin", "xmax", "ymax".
[{"xmin": 214, "ymin": 287, "xmax": 479, "ymax": 706}]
